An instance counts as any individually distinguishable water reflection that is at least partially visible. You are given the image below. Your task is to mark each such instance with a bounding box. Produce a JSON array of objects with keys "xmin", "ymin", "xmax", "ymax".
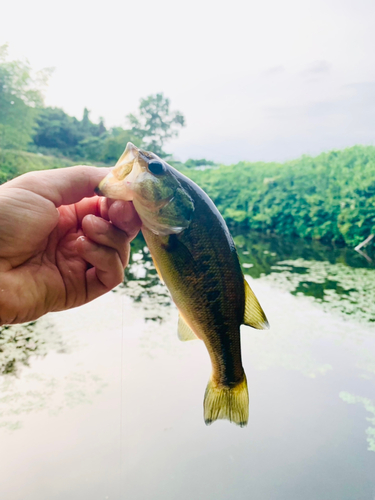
[
  {"xmin": 234, "ymin": 231, "xmax": 375, "ymax": 278},
  {"xmin": 1, "ymin": 232, "xmax": 375, "ymax": 498},
  {"xmin": 120, "ymin": 232, "xmax": 375, "ymax": 455},
  {"xmin": 119, "ymin": 236, "xmax": 171, "ymax": 323},
  {"xmin": 0, "ymin": 316, "xmax": 106, "ymax": 431},
  {"xmin": 124, "ymin": 231, "xmax": 375, "ymax": 324}
]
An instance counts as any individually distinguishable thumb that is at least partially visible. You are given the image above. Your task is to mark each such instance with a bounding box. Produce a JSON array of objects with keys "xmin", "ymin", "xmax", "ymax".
[{"xmin": 4, "ymin": 165, "xmax": 110, "ymax": 207}]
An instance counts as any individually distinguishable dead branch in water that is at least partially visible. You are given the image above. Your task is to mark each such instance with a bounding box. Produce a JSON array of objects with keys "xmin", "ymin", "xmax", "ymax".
[{"xmin": 354, "ymin": 233, "xmax": 374, "ymax": 263}]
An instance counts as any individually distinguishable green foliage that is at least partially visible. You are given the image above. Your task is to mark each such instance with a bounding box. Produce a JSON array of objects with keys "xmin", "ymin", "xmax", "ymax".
[
  {"xmin": 32, "ymin": 108, "xmax": 144, "ymax": 164},
  {"xmin": 99, "ymin": 128, "xmax": 142, "ymax": 164},
  {"xmin": 184, "ymin": 158, "xmax": 216, "ymax": 168},
  {"xmin": 0, "ymin": 149, "xmax": 72, "ymax": 184},
  {"xmin": 186, "ymin": 146, "xmax": 375, "ymax": 247},
  {"xmin": 127, "ymin": 93, "xmax": 185, "ymax": 157},
  {"xmin": 33, "ymin": 107, "xmax": 84, "ymax": 155},
  {"xmin": 33, "ymin": 107, "xmax": 108, "ymax": 159},
  {"xmin": 0, "ymin": 44, "xmax": 51, "ymax": 150}
]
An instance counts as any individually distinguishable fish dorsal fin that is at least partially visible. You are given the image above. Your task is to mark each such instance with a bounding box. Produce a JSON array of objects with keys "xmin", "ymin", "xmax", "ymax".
[
  {"xmin": 243, "ymin": 279, "xmax": 269, "ymax": 330},
  {"xmin": 178, "ymin": 315, "xmax": 200, "ymax": 341}
]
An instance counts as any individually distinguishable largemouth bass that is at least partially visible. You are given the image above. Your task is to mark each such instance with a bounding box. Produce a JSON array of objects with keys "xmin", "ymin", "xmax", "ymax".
[{"xmin": 96, "ymin": 143, "xmax": 269, "ymax": 426}]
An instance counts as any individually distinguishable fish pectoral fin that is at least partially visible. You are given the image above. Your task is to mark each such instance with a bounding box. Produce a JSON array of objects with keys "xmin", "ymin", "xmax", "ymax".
[
  {"xmin": 177, "ymin": 315, "xmax": 200, "ymax": 341},
  {"xmin": 243, "ymin": 279, "xmax": 270, "ymax": 330}
]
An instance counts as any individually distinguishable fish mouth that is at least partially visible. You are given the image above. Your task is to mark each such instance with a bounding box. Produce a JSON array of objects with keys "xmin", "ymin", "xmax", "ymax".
[{"xmin": 97, "ymin": 142, "xmax": 140, "ymax": 201}]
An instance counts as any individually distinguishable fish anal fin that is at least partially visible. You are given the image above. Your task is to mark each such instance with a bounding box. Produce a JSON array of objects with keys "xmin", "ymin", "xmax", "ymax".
[
  {"xmin": 243, "ymin": 279, "xmax": 269, "ymax": 330},
  {"xmin": 178, "ymin": 315, "xmax": 199, "ymax": 341},
  {"xmin": 204, "ymin": 374, "xmax": 249, "ymax": 427}
]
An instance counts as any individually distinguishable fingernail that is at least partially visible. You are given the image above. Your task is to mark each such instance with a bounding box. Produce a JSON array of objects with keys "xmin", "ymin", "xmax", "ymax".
[{"xmin": 77, "ymin": 235, "xmax": 86, "ymax": 244}]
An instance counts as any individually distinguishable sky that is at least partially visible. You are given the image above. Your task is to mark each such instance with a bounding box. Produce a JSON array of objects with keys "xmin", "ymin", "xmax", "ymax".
[{"xmin": 1, "ymin": 0, "xmax": 375, "ymax": 163}]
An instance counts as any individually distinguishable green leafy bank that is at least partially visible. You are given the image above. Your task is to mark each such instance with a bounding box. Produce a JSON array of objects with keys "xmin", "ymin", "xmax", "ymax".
[
  {"xmin": 0, "ymin": 149, "xmax": 72, "ymax": 184},
  {"xmin": 187, "ymin": 145, "xmax": 375, "ymax": 247},
  {"xmin": 2, "ymin": 145, "xmax": 375, "ymax": 248}
]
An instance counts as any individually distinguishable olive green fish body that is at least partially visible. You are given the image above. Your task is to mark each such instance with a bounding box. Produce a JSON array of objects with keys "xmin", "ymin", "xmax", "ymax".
[
  {"xmin": 142, "ymin": 175, "xmax": 245, "ymax": 388},
  {"xmin": 97, "ymin": 143, "xmax": 269, "ymax": 426}
]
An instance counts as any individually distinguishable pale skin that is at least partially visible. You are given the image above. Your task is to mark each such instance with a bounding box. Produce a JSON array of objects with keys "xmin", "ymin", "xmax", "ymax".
[{"xmin": 0, "ymin": 166, "xmax": 141, "ymax": 326}]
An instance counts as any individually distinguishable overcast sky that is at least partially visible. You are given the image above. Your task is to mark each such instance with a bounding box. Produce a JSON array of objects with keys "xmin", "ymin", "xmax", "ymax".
[{"xmin": 1, "ymin": 0, "xmax": 375, "ymax": 163}]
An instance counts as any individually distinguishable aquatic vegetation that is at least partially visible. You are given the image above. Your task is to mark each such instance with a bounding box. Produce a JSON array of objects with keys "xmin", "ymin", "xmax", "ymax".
[
  {"xmin": 127, "ymin": 231, "xmax": 375, "ymax": 326},
  {"xmin": 0, "ymin": 370, "xmax": 107, "ymax": 431},
  {"xmin": 261, "ymin": 259, "xmax": 375, "ymax": 324},
  {"xmin": 340, "ymin": 392, "xmax": 375, "ymax": 452},
  {"xmin": 0, "ymin": 319, "xmax": 71, "ymax": 376}
]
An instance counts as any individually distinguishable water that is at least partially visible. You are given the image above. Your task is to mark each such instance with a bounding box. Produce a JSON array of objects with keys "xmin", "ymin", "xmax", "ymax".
[{"xmin": 1, "ymin": 232, "xmax": 375, "ymax": 499}]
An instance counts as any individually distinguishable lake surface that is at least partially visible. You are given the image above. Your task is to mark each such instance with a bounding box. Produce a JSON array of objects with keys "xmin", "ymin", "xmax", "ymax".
[{"xmin": 1, "ymin": 232, "xmax": 375, "ymax": 500}]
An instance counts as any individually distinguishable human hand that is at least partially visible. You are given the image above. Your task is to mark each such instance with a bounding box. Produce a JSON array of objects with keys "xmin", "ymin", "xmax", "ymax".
[{"xmin": 0, "ymin": 166, "xmax": 141, "ymax": 325}]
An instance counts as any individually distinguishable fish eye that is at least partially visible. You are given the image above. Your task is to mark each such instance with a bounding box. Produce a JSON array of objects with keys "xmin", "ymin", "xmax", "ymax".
[{"xmin": 148, "ymin": 160, "xmax": 165, "ymax": 175}]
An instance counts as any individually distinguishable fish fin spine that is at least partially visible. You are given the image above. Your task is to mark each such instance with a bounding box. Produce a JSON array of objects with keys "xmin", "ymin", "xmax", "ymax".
[
  {"xmin": 243, "ymin": 279, "xmax": 269, "ymax": 330},
  {"xmin": 204, "ymin": 374, "xmax": 249, "ymax": 427},
  {"xmin": 178, "ymin": 314, "xmax": 200, "ymax": 341}
]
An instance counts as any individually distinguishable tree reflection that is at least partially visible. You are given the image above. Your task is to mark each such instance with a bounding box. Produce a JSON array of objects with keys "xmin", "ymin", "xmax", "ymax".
[
  {"xmin": 125, "ymin": 232, "xmax": 375, "ymax": 324},
  {"xmin": 235, "ymin": 231, "xmax": 375, "ymax": 323},
  {"xmin": 118, "ymin": 236, "xmax": 171, "ymax": 323},
  {"xmin": 234, "ymin": 231, "xmax": 375, "ymax": 279}
]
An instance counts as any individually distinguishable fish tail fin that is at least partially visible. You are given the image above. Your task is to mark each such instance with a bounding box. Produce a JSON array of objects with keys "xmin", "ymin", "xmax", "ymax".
[{"xmin": 204, "ymin": 373, "xmax": 249, "ymax": 427}]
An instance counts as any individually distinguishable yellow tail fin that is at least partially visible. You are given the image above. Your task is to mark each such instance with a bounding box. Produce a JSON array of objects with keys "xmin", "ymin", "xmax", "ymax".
[{"xmin": 204, "ymin": 374, "xmax": 249, "ymax": 427}]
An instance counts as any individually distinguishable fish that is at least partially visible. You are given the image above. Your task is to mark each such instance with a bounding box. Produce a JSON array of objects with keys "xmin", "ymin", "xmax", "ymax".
[{"xmin": 96, "ymin": 142, "xmax": 269, "ymax": 426}]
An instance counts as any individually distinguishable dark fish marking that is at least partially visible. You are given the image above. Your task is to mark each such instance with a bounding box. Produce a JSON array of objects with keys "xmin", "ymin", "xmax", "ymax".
[
  {"xmin": 207, "ymin": 290, "xmax": 220, "ymax": 302},
  {"xmin": 199, "ymin": 263, "xmax": 210, "ymax": 273},
  {"xmin": 204, "ymin": 272, "xmax": 216, "ymax": 282},
  {"xmin": 163, "ymin": 234, "xmax": 179, "ymax": 252},
  {"xmin": 200, "ymin": 253, "xmax": 212, "ymax": 263}
]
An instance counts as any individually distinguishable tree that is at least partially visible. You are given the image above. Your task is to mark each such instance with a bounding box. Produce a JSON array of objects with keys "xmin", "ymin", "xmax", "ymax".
[
  {"xmin": 127, "ymin": 93, "xmax": 185, "ymax": 157},
  {"xmin": 98, "ymin": 117, "xmax": 106, "ymax": 136},
  {"xmin": 80, "ymin": 107, "xmax": 91, "ymax": 134},
  {"xmin": 99, "ymin": 128, "xmax": 142, "ymax": 163},
  {"xmin": 33, "ymin": 107, "xmax": 84, "ymax": 155},
  {"xmin": 0, "ymin": 44, "xmax": 51, "ymax": 150},
  {"xmin": 33, "ymin": 106, "xmax": 108, "ymax": 158}
]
